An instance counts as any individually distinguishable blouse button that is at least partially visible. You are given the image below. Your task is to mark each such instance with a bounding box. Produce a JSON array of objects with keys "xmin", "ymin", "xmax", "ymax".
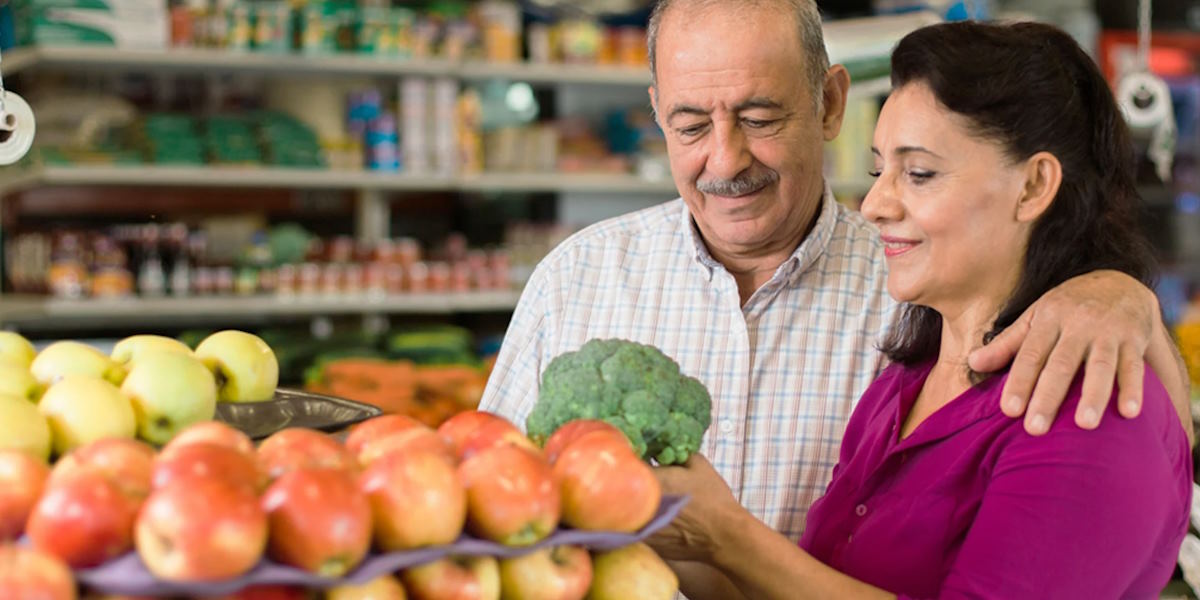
[
  {"xmin": 719, "ymin": 419, "xmax": 735, "ymax": 434},
  {"xmin": 855, "ymin": 504, "xmax": 868, "ymax": 517}
]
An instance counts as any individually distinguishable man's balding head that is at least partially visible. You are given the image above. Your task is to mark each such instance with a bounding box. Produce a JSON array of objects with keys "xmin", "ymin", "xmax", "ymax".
[{"xmin": 647, "ymin": 0, "xmax": 830, "ymax": 102}]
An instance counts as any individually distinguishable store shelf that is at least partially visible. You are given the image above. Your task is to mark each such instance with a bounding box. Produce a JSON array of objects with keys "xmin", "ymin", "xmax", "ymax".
[
  {"xmin": 2, "ymin": 45, "xmax": 650, "ymax": 85},
  {"xmin": 0, "ymin": 165, "xmax": 679, "ymax": 196},
  {"xmin": 0, "ymin": 291, "xmax": 522, "ymax": 330}
]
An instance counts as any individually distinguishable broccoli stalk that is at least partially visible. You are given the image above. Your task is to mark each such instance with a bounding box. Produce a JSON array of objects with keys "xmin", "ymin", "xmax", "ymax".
[{"xmin": 526, "ymin": 339, "xmax": 713, "ymax": 465}]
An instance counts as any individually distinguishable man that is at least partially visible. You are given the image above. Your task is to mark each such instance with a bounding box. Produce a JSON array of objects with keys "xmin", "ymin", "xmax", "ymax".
[{"xmin": 481, "ymin": 0, "xmax": 1188, "ymax": 577}]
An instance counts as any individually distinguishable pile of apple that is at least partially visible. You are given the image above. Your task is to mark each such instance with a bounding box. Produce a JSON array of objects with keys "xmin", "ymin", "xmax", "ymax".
[
  {"xmin": 0, "ymin": 330, "xmax": 279, "ymax": 461},
  {"xmin": 0, "ymin": 410, "xmax": 680, "ymax": 600}
]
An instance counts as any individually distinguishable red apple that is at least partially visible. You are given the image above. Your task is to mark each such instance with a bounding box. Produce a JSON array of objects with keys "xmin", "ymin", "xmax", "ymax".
[
  {"xmin": 436, "ymin": 411, "xmax": 521, "ymax": 459},
  {"xmin": 457, "ymin": 444, "xmax": 560, "ymax": 546},
  {"xmin": 345, "ymin": 414, "xmax": 427, "ymax": 457},
  {"xmin": 50, "ymin": 438, "xmax": 156, "ymax": 501},
  {"xmin": 161, "ymin": 421, "xmax": 255, "ymax": 461},
  {"xmin": 402, "ymin": 555, "xmax": 500, "ymax": 600},
  {"xmin": 455, "ymin": 419, "xmax": 539, "ymax": 462},
  {"xmin": 356, "ymin": 426, "xmax": 455, "ymax": 468},
  {"xmin": 197, "ymin": 584, "xmax": 308, "ymax": 600},
  {"xmin": 256, "ymin": 428, "xmax": 357, "ymax": 481},
  {"xmin": 498, "ymin": 545, "xmax": 592, "ymax": 600},
  {"xmin": 27, "ymin": 468, "xmax": 137, "ymax": 568},
  {"xmin": 0, "ymin": 450, "xmax": 49, "ymax": 540},
  {"xmin": 261, "ymin": 467, "xmax": 370, "ymax": 577},
  {"xmin": 152, "ymin": 441, "xmax": 264, "ymax": 492},
  {"xmin": 553, "ymin": 431, "xmax": 660, "ymax": 532},
  {"xmin": 135, "ymin": 477, "xmax": 267, "ymax": 582},
  {"xmin": 360, "ymin": 450, "xmax": 467, "ymax": 550},
  {"xmin": 326, "ymin": 574, "xmax": 408, "ymax": 600},
  {"xmin": 0, "ymin": 544, "xmax": 76, "ymax": 600},
  {"xmin": 587, "ymin": 542, "xmax": 678, "ymax": 600},
  {"xmin": 541, "ymin": 420, "xmax": 630, "ymax": 465}
]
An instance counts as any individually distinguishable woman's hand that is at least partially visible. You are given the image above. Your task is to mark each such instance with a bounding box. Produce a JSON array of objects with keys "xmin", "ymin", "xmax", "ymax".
[{"xmin": 647, "ymin": 454, "xmax": 747, "ymax": 563}]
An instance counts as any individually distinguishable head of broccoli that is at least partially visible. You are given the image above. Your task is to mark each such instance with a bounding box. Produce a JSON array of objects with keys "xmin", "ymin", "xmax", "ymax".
[{"xmin": 526, "ymin": 339, "xmax": 713, "ymax": 465}]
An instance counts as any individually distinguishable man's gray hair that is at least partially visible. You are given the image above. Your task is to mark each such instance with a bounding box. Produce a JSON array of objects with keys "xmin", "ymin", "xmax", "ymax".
[{"xmin": 647, "ymin": 0, "xmax": 830, "ymax": 103}]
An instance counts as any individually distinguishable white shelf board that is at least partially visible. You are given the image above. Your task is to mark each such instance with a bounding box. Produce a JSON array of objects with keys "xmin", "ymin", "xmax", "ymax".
[
  {"xmin": 459, "ymin": 60, "xmax": 650, "ymax": 86},
  {"xmin": 5, "ymin": 45, "xmax": 458, "ymax": 78},
  {"xmin": 0, "ymin": 165, "xmax": 679, "ymax": 196},
  {"xmin": 0, "ymin": 291, "xmax": 522, "ymax": 329}
]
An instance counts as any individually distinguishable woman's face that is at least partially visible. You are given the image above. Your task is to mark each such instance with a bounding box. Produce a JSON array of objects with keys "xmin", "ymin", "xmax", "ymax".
[{"xmin": 860, "ymin": 83, "xmax": 1032, "ymax": 318}]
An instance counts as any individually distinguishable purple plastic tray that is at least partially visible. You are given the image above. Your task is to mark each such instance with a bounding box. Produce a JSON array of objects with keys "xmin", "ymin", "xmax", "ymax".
[{"xmin": 74, "ymin": 495, "xmax": 689, "ymax": 596}]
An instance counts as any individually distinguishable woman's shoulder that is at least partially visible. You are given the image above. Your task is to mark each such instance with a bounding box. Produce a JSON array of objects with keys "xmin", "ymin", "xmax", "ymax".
[{"xmin": 990, "ymin": 366, "xmax": 1188, "ymax": 473}]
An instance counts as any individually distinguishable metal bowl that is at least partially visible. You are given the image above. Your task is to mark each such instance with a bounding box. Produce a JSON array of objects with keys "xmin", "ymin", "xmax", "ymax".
[{"xmin": 214, "ymin": 388, "xmax": 382, "ymax": 440}]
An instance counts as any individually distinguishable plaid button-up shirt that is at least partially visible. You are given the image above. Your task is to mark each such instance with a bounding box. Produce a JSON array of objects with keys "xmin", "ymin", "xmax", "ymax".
[{"xmin": 480, "ymin": 187, "xmax": 896, "ymax": 541}]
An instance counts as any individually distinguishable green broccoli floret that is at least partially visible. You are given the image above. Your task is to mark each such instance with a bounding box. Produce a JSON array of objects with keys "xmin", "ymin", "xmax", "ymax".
[{"xmin": 526, "ymin": 338, "xmax": 713, "ymax": 465}]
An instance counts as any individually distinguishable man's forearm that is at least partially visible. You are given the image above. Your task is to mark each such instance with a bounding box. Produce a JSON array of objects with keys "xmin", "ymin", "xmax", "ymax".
[{"xmin": 1149, "ymin": 316, "xmax": 1194, "ymax": 447}]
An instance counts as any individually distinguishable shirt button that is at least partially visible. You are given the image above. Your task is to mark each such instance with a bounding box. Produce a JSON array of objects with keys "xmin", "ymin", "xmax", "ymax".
[
  {"xmin": 855, "ymin": 504, "xmax": 868, "ymax": 517},
  {"xmin": 719, "ymin": 419, "xmax": 735, "ymax": 434}
]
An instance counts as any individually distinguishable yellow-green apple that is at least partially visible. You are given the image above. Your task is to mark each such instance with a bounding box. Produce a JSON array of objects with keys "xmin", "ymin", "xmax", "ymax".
[
  {"xmin": 0, "ymin": 544, "xmax": 76, "ymax": 600},
  {"xmin": 0, "ymin": 362, "xmax": 40, "ymax": 403},
  {"xmin": 161, "ymin": 421, "xmax": 255, "ymax": 461},
  {"xmin": 0, "ymin": 450, "xmax": 49, "ymax": 540},
  {"xmin": 39, "ymin": 376, "xmax": 136, "ymax": 457},
  {"xmin": 498, "ymin": 545, "xmax": 591, "ymax": 600},
  {"xmin": 402, "ymin": 556, "xmax": 500, "ymax": 600},
  {"xmin": 261, "ymin": 467, "xmax": 370, "ymax": 577},
  {"xmin": 458, "ymin": 444, "xmax": 560, "ymax": 546},
  {"xmin": 256, "ymin": 428, "xmax": 357, "ymax": 481},
  {"xmin": 356, "ymin": 426, "xmax": 455, "ymax": 468},
  {"xmin": 0, "ymin": 393, "xmax": 52, "ymax": 460},
  {"xmin": 326, "ymin": 574, "xmax": 408, "ymax": 600},
  {"xmin": 135, "ymin": 477, "xmax": 267, "ymax": 582},
  {"xmin": 360, "ymin": 449, "xmax": 466, "ymax": 550},
  {"xmin": 49, "ymin": 438, "xmax": 156, "ymax": 502},
  {"xmin": 152, "ymin": 441, "xmax": 264, "ymax": 493},
  {"xmin": 31, "ymin": 341, "xmax": 126, "ymax": 387},
  {"xmin": 542, "ymin": 420, "xmax": 631, "ymax": 465},
  {"xmin": 26, "ymin": 468, "xmax": 137, "ymax": 568},
  {"xmin": 193, "ymin": 331, "xmax": 279, "ymax": 403},
  {"xmin": 110, "ymin": 335, "xmax": 192, "ymax": 367},
  {"xmin": 587, "ymin": 542, "xmax": 678, "ymax": 600},
  {"xmin": 437, "ymin": 411, "xmax": 537, "ymax": 461},
  {"xmin": 0, "ymin": 332, "xmax": 36, "ymax": 369},
  {"xmin": 120, "ymin": 353, "xmax": 217, "ymax": 445},
  {"xmin": 553, "ymin": 431, "xmax": 660, "ymax": 532},
  {"xmin": 345, "ymin": 414, "xmax": 427, "ymax": 457}
]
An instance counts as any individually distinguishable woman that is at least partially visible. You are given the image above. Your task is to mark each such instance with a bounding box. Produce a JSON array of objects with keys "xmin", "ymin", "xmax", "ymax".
[{"xmin": 649, "ymin": 20, "xmax": 1192, "ymax": 599}]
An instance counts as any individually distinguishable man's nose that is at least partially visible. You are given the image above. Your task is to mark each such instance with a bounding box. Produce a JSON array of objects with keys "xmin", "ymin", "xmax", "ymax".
[{"xmin": 705, "ymin": 122, "xmax": 752, "ymax": 181}]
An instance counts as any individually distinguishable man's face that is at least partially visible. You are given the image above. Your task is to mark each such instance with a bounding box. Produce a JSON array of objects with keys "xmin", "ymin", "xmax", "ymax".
[{"xmin": 650, "ymin": 4, "xmax": 845, "ymax": 259}]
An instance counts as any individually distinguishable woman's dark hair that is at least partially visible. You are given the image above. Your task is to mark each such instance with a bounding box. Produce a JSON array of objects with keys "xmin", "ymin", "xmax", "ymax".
[{"xmin": 878, "ymin": 21, "xmax": 1158, "ymax": 371}]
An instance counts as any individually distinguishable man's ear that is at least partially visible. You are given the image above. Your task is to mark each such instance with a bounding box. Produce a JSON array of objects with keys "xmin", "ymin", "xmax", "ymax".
[
  {"xmin": 821, "ymin": 65, "xmax": 852, "ymax": 141},
  {"xmin": 1016, "ymin": 151, "xmax": 1062, "ymax": 223}
]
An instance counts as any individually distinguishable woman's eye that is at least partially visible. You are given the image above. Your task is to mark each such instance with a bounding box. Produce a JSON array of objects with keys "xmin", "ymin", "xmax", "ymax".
[
  {"xmin": 907, "ymin": 170, "xmax": 935, "ymax": 183},
  {"xmin": 867, "ymin": 170, "xmax": 882, "ymax": 178}
]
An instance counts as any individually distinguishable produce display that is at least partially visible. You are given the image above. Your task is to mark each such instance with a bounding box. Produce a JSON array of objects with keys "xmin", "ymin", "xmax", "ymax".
[
  {"xmin": 0, "ymin": 334, "xmax": 701, "ymax": 599},
  {"xmin": 0, "ymin": 330, "xmax": 279, "ymax": 460},
  {"xmin": 525, "ymin": 338, "xmax": 714, "ymax": 465}
]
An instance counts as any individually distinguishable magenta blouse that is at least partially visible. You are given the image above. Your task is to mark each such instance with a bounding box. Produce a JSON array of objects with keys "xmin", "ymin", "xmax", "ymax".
[{"xmin": 799, "ymin": 362, "xmax": 1191, "ymax": 599}]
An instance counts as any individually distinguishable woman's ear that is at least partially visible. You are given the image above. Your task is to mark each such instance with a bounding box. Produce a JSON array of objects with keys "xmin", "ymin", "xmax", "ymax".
[{"xmin": 1016, "ymin": 151, "xmax": 1062, "ymax": 223}]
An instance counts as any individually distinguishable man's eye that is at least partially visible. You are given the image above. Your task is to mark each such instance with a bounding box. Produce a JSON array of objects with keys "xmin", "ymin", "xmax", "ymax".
[
  {"xmin": 678, "ymin": 125, "xmax": 706, "ymax": 137},
  {"xmin": 743, "ymin": 119, "xmax": 775, "ymax": 129}
]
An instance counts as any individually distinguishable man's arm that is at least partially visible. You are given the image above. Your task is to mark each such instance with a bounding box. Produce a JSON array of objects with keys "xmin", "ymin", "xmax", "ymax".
[
  {"xmin": 967, "ymin": 270, "xmax": 1192, "ymax": 443},
  {"xmin": 477, "ymin": 267, "xmax": 553, "ymax": 427}
]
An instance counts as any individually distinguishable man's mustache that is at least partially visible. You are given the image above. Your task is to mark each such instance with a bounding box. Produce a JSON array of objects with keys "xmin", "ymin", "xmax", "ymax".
[{"xmin": 696, "ymin": 169, "xmax": 780, "ymax": 196}]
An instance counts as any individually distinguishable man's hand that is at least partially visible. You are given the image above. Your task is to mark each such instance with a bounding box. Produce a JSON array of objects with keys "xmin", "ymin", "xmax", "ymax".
[
  {"xmin": 967, "ymin": 270, "xmax": 1158, "ymax": 435},
  {"xmin": 647, "ymin": 455, "xmax": 745, "ymax": 563}
]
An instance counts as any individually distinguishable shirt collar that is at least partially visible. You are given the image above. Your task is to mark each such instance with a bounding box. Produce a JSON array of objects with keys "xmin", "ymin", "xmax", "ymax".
[{"xmin": 679, "ymin": 181, "xmax": 841, "ymax": 285}]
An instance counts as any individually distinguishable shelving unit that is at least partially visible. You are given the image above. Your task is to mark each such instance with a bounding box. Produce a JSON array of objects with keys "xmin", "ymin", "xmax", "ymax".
[
  {"xmin": 0, "ymin": 44, "xmax": 887, "ymax": 328},
  {"xmin": 0, "ymin": 291, "xmax": 522, "ymax": 330}
]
